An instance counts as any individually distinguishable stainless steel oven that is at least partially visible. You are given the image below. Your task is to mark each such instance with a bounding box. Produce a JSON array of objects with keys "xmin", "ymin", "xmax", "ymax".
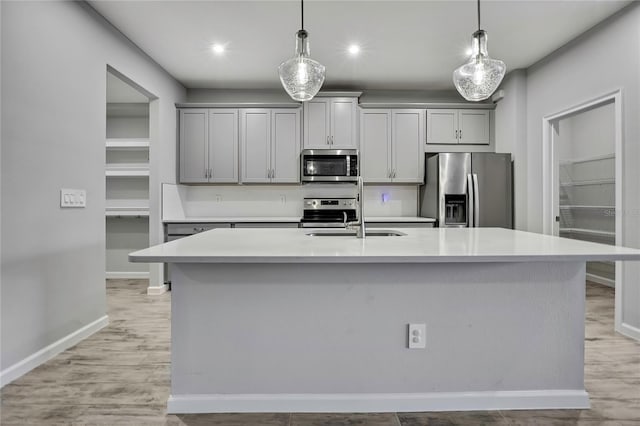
[
  {"xmin": 301, "ymin": 149, "xmax": 358, "ymax": 183},
  {"xmin": 300, "ymin": 198, "xmax": 357, "ymax": 228}
]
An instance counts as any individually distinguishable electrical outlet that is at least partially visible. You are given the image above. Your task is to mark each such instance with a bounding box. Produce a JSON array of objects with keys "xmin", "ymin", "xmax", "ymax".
[
  {"xmin": 280, "ymin": 195, "xmax": 286, "ymax": 204},
  {"xmin": 60, "ymin": 188, "xmax": 86, "ymax": 208},
  {"xmin": 215, "ymin": 194, "xmax": 222, "ymax": 202},
  {"xmin": 408, "ymin": 323, "xmax": 426, "ymax": 349}
]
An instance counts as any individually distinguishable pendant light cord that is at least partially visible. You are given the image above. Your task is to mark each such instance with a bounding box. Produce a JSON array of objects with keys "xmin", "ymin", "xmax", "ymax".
[
  {"xmin": 477, "ymin": 0, "xmax": 481, "ymax": 32},
  {"xmin": 301, "ymin": 0, "xmax": 304, "ymax": 30}
]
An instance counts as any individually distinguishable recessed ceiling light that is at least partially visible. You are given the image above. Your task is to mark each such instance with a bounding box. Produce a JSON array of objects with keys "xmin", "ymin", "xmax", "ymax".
[
  {"xmin": 212, "ymin": 44, "xmax": 225, "ymax": 54},
  {"xmin": 348, "ymin": 44, "xmax": 360, "ymax": 56}
]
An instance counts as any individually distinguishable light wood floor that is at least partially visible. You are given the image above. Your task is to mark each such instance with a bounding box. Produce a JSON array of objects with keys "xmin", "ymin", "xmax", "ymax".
[{"xmin": 1, "ymin": 280, "xmax": 638, "ymax": 425}]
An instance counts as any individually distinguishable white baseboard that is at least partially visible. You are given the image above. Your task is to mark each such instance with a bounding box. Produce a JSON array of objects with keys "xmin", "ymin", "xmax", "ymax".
[
  {"xmin": 167, "ymin": 390, "xmax": 590, "ymax": 414},
  {"xmin": 147, "ymin": 284, "xmax": 169, "ymax": 295},
  {"xmin": 0, "ymin": 315, "xmax": 109, "ymax": 388},
  {"xmin": 586, "ymin": 273, "xmax": 614, "ymax": 288},
  {"xmin": 617, "ymin": 322, "xmax": 640, "ymax": 341},
  {"xmin": 106, "ymin": 271, "xmax": 149, "ymax": 279}
]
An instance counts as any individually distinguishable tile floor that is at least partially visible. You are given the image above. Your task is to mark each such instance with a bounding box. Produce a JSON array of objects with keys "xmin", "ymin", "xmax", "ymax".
[{"xmin": 1, "ymin": 280, "xmax": 638, "ymax": 425}]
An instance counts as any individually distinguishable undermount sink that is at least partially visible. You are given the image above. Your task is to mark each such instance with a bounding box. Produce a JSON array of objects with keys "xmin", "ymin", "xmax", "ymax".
[{"xmin": 306, "ymin": 230, "xmax": 407, "ymax": 237}]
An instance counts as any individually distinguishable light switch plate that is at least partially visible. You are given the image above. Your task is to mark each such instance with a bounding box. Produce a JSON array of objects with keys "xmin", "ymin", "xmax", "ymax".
[{"xmin": 60, "ymin": 188, "xmax": 86, "ymax": 208}]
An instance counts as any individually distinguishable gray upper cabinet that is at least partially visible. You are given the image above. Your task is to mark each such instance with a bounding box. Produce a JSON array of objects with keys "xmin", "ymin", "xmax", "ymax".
[
  {"xmin": 392, "ymin": 110, "xmax": 424, "ymax": 182},
  {"xmin": 427, "ymin": 109, "xmax": 490, "ymax": 145},
  {"xmin": 303, "ymin": 97, "xmax": 358, "ymax": 149},
  {"xmin": 360, "ymin": 109, "xmax": 424, "ymax": 183},
  {"xmin": 208, "ymin": 110, "xmax": 239, "ymax": 182},
  {"xmin": 179, "ymin": 108, "xmax": 238, "ymax": 183},
  {"xmin": 179, "ymin": 109, "xmax": 209, "ymax": 183},
  {"xmin": 241, "ymin": 108, "xmax": 300, "ymax": 183}
]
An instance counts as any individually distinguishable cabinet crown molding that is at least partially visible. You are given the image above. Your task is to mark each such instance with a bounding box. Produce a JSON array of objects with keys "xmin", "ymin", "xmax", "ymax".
[
  {"xmin": 314, "ymin": 91, "xmax": 363, "ymax": 98},
  {"xmin": 176, "ymin": 102, "xmax": 301, "ymax": 109}
]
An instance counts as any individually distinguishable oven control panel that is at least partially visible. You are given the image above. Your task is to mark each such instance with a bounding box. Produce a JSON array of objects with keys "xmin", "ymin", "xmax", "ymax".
[{"xmin": 304, "ymin": 198, "xmax": 356, "ymax": 210}]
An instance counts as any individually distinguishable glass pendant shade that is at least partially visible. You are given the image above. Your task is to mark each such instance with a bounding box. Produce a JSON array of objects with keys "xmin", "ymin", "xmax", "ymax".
[
  {"xmin": 278, "ymin": 30, "xmax": 325, "ymax": 102},
  {"xmin": 453, "ymin": 30, "xmax": 506, "ymax": 102}
]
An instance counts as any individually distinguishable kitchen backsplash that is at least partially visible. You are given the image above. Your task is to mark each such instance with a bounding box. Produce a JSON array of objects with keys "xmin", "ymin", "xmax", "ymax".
[{"xmin": 162, "ymin": 183, "xmax": 419, "ymax": 220}]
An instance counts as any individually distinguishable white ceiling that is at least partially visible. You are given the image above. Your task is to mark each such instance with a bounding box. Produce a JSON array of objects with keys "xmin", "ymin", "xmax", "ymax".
[{"xmin": 91, "ymin": 0, "xmax": 632, "ymax": 91}]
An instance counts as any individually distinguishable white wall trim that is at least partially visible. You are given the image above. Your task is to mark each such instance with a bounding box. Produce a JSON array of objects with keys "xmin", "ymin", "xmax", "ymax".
[
  {"xmin": 147, "ymin": 284, "xmax": 169, "ymax": 295},
  {"xmin": 0, "ymin": 315, "xmax": 109, "ymax": 388},
  {"xmin": 586, "ymin": 273, "xmax": 614, "ymax": 288},
  {"xmin": 167, "ymin": 390, "xmax": 590, "ymax": 414},
  {"xmin": 618, "ymin": 322, "xmax": 640, "ymax": 341},
  {"xmin": 105, "ymin": 271, "xmax": 150, "ymax": 279}
]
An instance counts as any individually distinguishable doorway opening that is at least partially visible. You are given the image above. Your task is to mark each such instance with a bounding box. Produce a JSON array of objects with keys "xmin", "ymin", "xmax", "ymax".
[
  {"xmin": 542, "ymin": 90, "xmax": 623, "ymax": 334},
  {"xmin": 105, "ymin": 67, "xmax": 155, "ymax": 282}
]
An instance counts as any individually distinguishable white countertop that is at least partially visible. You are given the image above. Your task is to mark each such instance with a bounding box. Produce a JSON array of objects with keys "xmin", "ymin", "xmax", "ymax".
[
  {"xmin": 163, "ymin": 216, "xmax": 435, "ymax": 223},
  {"xmin": 164, "ymin": 216, "xmax": 302, "ymax": 223},
  {"xmin": 130, "ymin": 227, "xmax": 640, "ymax": 264}
]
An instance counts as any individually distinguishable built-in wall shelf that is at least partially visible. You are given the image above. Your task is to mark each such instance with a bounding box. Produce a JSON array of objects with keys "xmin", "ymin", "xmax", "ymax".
[
  {"xmin": 106, "ymin": 199, "xmax": 150, "ymax": 217},
  {"xmin": 560, "ymin": 178, "xmax": 614, "ymax": 187},
  {"xmin": 559, "ymin": 151, "xmax": 615, "ymax": 286},
  {"xmin": 106, "ymin": 138, "xmax": 150, "ymax": 149},
  {"xmin": 105, "ymin": 164, "xmax": 150, "ymax": 177},
  {"xmin": 559, "ymin": 153, "xmax": 615, "ymax": 166},
  {"xmin": 560, "ymin": 228, "xmax": 615, "ymax": 238},
  {"xmin": 559, "ymin": 205, "xmax": 615, "ymax": 210}
]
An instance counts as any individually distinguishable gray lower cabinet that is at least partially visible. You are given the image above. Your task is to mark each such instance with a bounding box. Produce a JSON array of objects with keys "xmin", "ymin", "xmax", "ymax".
[
  {"xmin": 233, "ymin": 222, "xmax": 299, "ymax": 228},
  {"xmin": 366, "ymin": 222, "xmax": 434, "ymax": 228},
  {"xmin": 179, "ymin": 109, "xmax": 238, "ymax": 183}
]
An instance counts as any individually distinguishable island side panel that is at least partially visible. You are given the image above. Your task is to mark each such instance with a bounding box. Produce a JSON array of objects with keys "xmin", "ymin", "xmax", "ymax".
[{"xmin": 169, "ymin": 261, "xmax": 586, "ymax": 412}]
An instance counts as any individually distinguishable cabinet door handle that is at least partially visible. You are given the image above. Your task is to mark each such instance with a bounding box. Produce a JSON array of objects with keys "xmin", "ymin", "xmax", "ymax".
[
  {"xmin": 459, "ymin": 129, "xmax": 462, "ymax": 139},
  {"xmin": 331, "ymin": 135, "xmax": 334, "ymax": 145},
  {"xmin": 393, "ymin": 170, "xmax": 397, "ymax": 178},
  {"xmin": 455, "ymin": 130, "xmax": 458, "ymax": 139},
  {"xmin": 327, "ymin": 136, "xmax": 330, "ymax": 145},
  {"xmin": 209, "ymin": 168, "xmax": 212, "ymax": 179}
]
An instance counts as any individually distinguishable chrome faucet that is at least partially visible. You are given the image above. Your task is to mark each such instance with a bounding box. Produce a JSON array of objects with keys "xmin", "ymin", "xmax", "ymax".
[{"xmin": 346, "ymin": 176, "xmax": 366, "ymax": 238}]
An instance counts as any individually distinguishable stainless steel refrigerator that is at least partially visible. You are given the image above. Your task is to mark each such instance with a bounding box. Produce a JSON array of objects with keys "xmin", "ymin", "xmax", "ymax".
[{"xmin": 420, "ymin": 153, "xmax": 513, "ymax": 228}]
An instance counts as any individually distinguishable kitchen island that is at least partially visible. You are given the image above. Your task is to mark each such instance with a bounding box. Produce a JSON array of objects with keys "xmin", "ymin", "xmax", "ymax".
[{"xmin": 130, "ymin": 227, "xmax": 640, "ymax": 414}]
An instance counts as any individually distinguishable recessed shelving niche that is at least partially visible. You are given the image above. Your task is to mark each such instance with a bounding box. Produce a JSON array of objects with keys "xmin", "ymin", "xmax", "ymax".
[{"xmin": 105, "ymin": 72, "xmax": 150, "ymax": 279}]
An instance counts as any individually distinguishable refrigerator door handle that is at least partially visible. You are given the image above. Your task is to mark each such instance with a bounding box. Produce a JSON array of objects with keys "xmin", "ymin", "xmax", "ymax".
[
  {"xmin": 466, "ymin": 174, "xmax": 474, "ymax": 228},
  {"xmin": 473, "ymin": 173, "xmax": 480, "ymax": 227}
]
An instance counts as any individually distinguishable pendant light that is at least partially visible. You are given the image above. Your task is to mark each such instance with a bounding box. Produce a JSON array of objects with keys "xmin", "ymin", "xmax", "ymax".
[
  {"xmin": 278, "ymin": 0, "xmax": 325, "ymax": 102},
  {"xmin": 453, "ymin": 0, "xmax": 506, "ymax": 102}
]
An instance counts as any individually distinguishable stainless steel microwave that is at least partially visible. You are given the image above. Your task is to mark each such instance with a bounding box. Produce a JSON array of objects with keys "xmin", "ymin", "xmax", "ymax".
[{"xmin": 300, "ymin": 149, "xmax": 359, "ymax": 183}]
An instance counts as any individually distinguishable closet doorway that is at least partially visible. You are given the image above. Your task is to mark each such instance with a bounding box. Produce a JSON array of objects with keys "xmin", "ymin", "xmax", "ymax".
[
  {"xmin": 542, "ymin": 90, "xmax": 623, "ymax": 332},
  {"xmin": 553, "ymin": 102, "xmax": 616, "ymax": 285},
  {"xmin": 105, "ymin": 67, "xmax": 155, "ymax": 281}
]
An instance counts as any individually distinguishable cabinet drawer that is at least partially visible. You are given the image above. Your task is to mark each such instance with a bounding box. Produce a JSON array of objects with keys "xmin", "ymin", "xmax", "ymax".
[
  {"xmin": 366, "ymin": 222, "xmax": 434, "ymax": 228},
  {"xmin": 166, "ymin": 223, "xmax": 231, "ymax": 236},
  {"xmin": 234, "ymin": 222, "xmax": 300, "ymax": 228}
]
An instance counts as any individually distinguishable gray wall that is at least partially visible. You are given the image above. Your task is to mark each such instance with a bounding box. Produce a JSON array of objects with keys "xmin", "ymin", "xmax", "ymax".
[
  {"xmin": 559, "ymin": 102, "xmax": 615, "ymax": 160},
  {"xmin": 495, "ymin": 3, "xmax": 640, "ymax": 333},
  {"xmin": 494, "ymin": 69, "xmax": 527, "ymax": 230},
  {"xmin": 1, "ymin": 1, "xmax": 185, "ymax": 374}
]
